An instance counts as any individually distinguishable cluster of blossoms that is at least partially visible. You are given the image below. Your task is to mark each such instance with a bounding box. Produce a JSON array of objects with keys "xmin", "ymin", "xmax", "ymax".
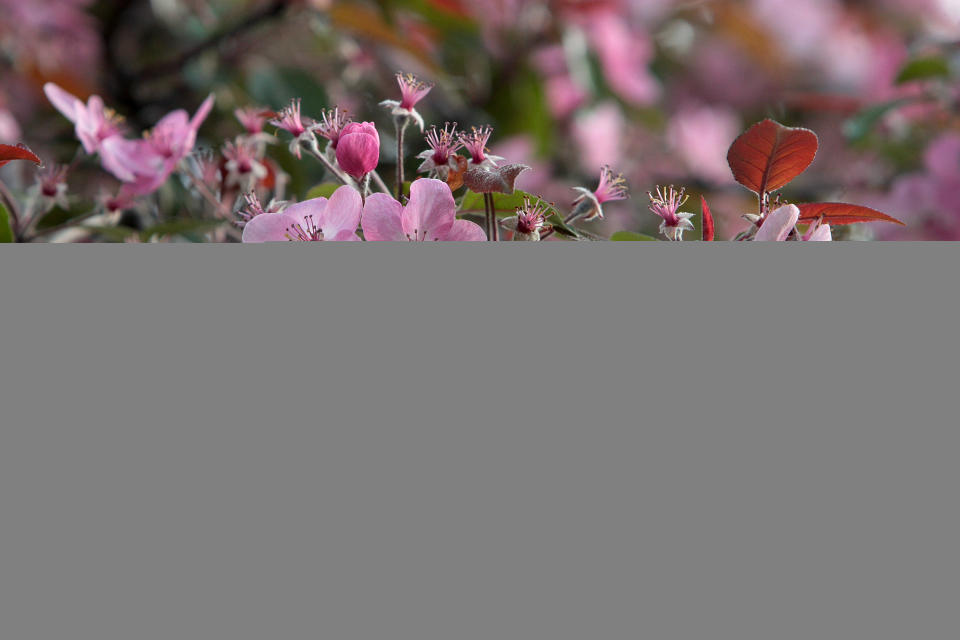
[
  {"xmin": 43, "ymin": 83, "xmax": 214, "ymax": 213},
  {"xmin": 13, "ymin": 63, "xmax": 906, "ymax": 243},
  {"xmin": 20, "ymin": 69, "xmax": 639, "ymax": 242}
]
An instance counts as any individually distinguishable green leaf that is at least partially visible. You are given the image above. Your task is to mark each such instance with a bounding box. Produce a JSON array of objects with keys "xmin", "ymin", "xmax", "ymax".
[
  {"xmin": 305, "ymin": 183, "xmax": 342, "ymax": 200},
  {"xmin": 896, "ymin": 57, "xmax": 950, "ymax": 84},
  {"xmin": 459, "ymin": 190, "xmax": 529, "ymax": 217},
  {"xmin": 843, "ymin": 98, "xmax": 917, "ymax": 143},
  {"xmin": 610, "ymin": 231, "xmax": 659, "ymax": 241},
  {"xmin": 0, "ymin": 202, "xmax": 14, "ymax": 243}
]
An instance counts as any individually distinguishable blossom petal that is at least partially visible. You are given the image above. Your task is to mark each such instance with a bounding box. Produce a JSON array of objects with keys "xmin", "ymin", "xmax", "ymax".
[
  {"xmin": 755, "ymin": 205, "xmax": 800, "ymax": 241},
  {"xmin": 362, "ymin": 193, "xmax": 405, "ymax": 241},
  {"xmin": 155, "ymin": 110, "xmax": 190, "ymax": 133},
  {"xmin": 242, "ymin": 212, "xmax": 296, "ymax": 243},
  {"xmin": 100, "ymin": 137, "xmax": 152, "ymax": 183},
  {"xmin": 442, "ymin": 219, "xmax": 487, "ymax": 242},
  {"xmin": 331, "ymin": 229, "xmax": 362, "ymax": 241},
  {"xmin": 44, "ymin": 83, "xmax": 82, "ymax": 123},
  {"xmin": 283, "ymin": 197, "xmax": 329, "ymax": 236},
  {"xmin": 806, "ymin": 224, "xmax": 833, "ymax": 242},
  {"xmin": 191, "ymin": 95, "xmax": 216, "ymax": 130},
  {"xmin": 402, "ymin": 178, "xmax": 456, "ymax": 241},
  {"xmin": 321, "ymin": 186, "xmax": 362, "ymax": 237}
]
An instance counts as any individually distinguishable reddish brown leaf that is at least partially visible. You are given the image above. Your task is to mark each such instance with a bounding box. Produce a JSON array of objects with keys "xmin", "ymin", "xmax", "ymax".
[
  {"xmin": 0, "ymin": 143, "xmax": 42, "ymax": 169},
  {"xmin": 797, "ymin": 203, "xmax": 906, "ymax": 227},
  {"xmin": 727, "ymin": 119, "xmax": 818, "ymax": 196},
  {"xmin": 701, "ymin": 196, "xmax": 715, "ymax": 241}
]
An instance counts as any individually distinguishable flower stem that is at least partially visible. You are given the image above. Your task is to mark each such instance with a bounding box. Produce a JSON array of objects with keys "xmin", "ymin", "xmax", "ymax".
[
  {"xmin": 304, "ymin": 138, "xmax": 355, "ymax": 187},
  {"xmin": 396, "ymin": 116, "xmax": 410, "ymax": 201},
  {"xmin": 484, "ymin": 192, "xmax": 499, "ymax": 241},
  {"xmin": 371, "ymin": 170, "xmax": 391, "ymax": 195}
]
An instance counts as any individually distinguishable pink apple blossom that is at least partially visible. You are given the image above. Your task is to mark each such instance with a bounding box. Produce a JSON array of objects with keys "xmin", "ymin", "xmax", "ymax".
[
  {"xmin": 242, "ymin": 185, "xmax": 362, "ymax": 242},
  {"xmin": 44, "ymin": 83, "xmax": 126, "ymax": 155},
  {"xmin": 125, "ymin": 94, "xmax": 215, "ymax": 195},
  {"xmin": 335, "ymin": 122, "xmax": 380, "ymax": 182},
  {"xmin": 362, "ymin": 178, "xmax": 486, "ymax": 241}
]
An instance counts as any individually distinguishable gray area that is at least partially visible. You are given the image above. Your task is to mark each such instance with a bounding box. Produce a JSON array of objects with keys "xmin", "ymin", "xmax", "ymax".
[{"xmin": 1, "ymin": 243, "xmax": 957, "ymax": 640}]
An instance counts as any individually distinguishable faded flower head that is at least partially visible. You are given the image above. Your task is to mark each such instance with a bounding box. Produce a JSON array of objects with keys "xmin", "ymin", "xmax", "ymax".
[
  {"xmin": 380, "ymin": 72, "xmax": 434, "ymax": 131},
  {"xmin": 223, "ymin": 138, "xmax": 268, "ymax": 191},
  {"xmin": 35, "ymin": 164, "xmax": 70, "ymax": 212},
  {"xmin": 235, "ymin": 107, "xmax": 270, "ymax": 135},
  {"xmin": 648, "ymin": 185, "xmax": 695, "ymax": 241},
  {"xmin": 237, "ymin": 193, "xmax": 289, "ymax": 228},
  {"xmin": 315, "ymin": 107, "xmax": 352, "ymax": 150},
  {"xmin": 270, "ymin": 99, "xmax": 313, "ymax": 158},
  {"xmin": 572, "ymin": 166, "xmax": 629, "ymax": 222},
  {"xmin": 502, "ymin": 196, "xmax": 552, "ymax": 241},
  {"xmin": 459, "ymin": 125, "xmax": 505, "ymax": 169},
  {"xmin": 397, "ymin": 73, "xmax": 434, "ymax": 110},
  {"xmin": 417, "ymin": 122, "xmax": 464, "ymax": 177}
]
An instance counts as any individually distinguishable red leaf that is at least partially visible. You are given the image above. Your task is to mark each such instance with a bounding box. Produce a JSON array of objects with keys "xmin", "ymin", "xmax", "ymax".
[
  {"xmin": 701, "ymin": 196, "xmax": 715, "ymax": 241},
  {"xmin": 797, "ymin": 203, "xmax": 906, "ymax": 227},
  {"xmin": 0, "ymin": 143, "xmax": 42, "ymax": 169},
  {"xmin": 727, "ymin": 119, "xmax": 818, "ymax": 196}
]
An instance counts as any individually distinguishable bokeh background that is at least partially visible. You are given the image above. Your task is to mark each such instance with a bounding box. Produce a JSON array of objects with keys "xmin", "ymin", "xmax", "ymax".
[{"xmin": 1, "ymin": 0, "xmax": 959, "ymax": 239}]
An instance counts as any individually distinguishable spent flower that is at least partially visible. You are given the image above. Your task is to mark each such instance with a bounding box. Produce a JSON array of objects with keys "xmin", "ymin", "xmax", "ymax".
[
  {"xmin": 315, "ymin": 107, "xmax": 352, "ymax": 150},
  {"xmin": 270, "ymin": 99, "xmax": 314, "ymax": 158},
  {"xmin": 502, "ymin": 196, "xmax": 552, "ymax": 241},
  {"xmin": 572, "ymin": 165, "xmax": 629, "ymax": 222},
  {"xmin": 648, "ymin": 185, "xmax": 695, "ymax": 241},
  {"xmin": 417, "ymin": 122, "xmax": 464, "ymax": 177},
  {"xmin": 380, "ymin": 72, "xmax": 434, "ymax": 131},
  {"xmin": 459, "ymin": 125, "xmax": 505, "ymax": 169}
]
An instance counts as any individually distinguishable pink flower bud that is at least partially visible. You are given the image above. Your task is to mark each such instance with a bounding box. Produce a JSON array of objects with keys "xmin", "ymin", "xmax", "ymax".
[{"xmin": 335, "ymin": 122, "xmax": 380, "ymax": 181}]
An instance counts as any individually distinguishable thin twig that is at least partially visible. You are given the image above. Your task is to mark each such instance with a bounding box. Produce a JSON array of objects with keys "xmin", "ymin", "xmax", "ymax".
[
  {"xmin": 304, "ymin": 140, "xmax": 355, "ymax": 187},
  {"xmin": 140, "ymin": 0, "xmax": 288, "ymax": 80},
  {"xmin": 396, "ymin": 118, "xmax": 409, "ymax": 201},
  {"xmin": 26, "ymin": 209, "xmax": 103, "ymax": 241},
  {"xmin": 484, "ymin": 193, "xmax": 499, "ymax": 241}
]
